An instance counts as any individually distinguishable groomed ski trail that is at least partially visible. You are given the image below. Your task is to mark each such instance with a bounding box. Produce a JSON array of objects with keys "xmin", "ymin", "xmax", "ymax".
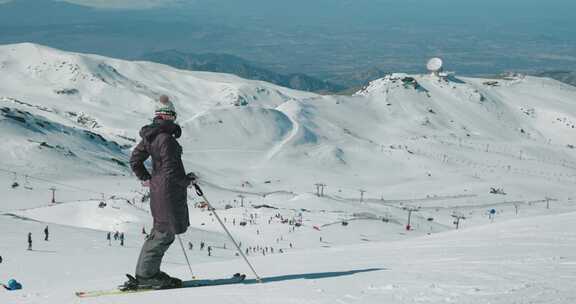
[{"xmin": 263, "ymin": 101, "xmax": 301, "ymax": 163}]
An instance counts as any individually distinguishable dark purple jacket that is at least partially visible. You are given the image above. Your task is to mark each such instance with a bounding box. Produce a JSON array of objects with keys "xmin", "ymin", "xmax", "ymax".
[{"xmin": 130, "ymin": 119, "xmax": 190, "ymax": 234}]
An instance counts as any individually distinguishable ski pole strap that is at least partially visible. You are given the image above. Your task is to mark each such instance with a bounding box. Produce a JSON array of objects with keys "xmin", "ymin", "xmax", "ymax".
[{"xmin": 194, "ymin": 184, "xmax": 204, "ymax": 196}]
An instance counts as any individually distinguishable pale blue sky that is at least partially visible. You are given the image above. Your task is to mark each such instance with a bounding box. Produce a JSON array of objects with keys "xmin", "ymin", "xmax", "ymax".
[{"xmin": 1, "ymin": 0, "xmax": 575, "ymax": 81}]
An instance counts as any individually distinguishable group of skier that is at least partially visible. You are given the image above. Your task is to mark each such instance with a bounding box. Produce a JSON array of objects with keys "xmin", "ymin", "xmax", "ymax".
[
  {"xmin": 106, "ymin": 231, "xmax": 126, "ymax": 246},
  {"xmin": 185, "ymin": 240, "xmax": 211, "ymax": 256},
  {"xmin": 244, "ymin": 245, "xmax": 285, "ymax": 256},
  {"xmin": 26, "ymin": 226, "xmax": 49, "ymax": 251}
]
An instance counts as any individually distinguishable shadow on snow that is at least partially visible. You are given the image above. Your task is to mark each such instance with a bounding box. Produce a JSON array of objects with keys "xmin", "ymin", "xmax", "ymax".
[
  {"xmin": 245, "ymin": 268, "xmax": 386, "ymax": 284},
  {"xmin": 181, "ymin": 268, "xmax": 386, "ymax": 288}
]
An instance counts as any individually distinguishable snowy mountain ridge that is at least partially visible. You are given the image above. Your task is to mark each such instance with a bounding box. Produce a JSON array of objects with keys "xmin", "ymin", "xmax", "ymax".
[
  {"xmin": 1, "ymin": 42, "xmax": 576, "ymax": 190},
  {"xmin": 0, "ymin": 43, "xmax": 575, "ymax": 197}
]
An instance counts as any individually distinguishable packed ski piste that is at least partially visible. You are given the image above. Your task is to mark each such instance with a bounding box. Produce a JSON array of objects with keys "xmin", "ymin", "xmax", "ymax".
[{"xmin": 1, "ymin": 43, "xmax": 576, "ymax": 304}]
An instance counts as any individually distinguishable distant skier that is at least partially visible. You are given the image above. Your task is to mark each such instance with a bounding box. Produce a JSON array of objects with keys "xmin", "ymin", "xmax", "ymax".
[
  {"xmin": 0, "ymin": 255, "xmax": 3, "ymax": 264},
  {"xmin": 44, "ymin": 226, "xmax": 49, "ymax": 241},
  {"xmin": 489, "ymin": 208, "xmax": 496, "ymax": 222},
  {"xmin": 120, "ymin": 233, "xmax": 125, "ymax": 246},
  {"xmin": 125, "ymin": 95, "xmax": 196, "ymax": 290},
  {"xmin": 107, "ymin": 232, "xmax": 111, "ymax": 246},
  {"xmin": 188, "ymin": 241, "xmax": 193, "ymax": 250},
  {"xmin": 27, "ymin": 232, "xmax": 32, "ymax": 250},
  {"xmin": 114, "ymin": 231, "xmax": 119, "ymax": 241},
  {"xmin": 207, "ymin": 246, "xmax": 212, "ymax": 256}
]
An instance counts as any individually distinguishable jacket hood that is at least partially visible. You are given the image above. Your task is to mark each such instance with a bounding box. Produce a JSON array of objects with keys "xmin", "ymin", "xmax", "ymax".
[{"xmin": 139, "ymin": 118, "xmax": 182, "ymax": 142}]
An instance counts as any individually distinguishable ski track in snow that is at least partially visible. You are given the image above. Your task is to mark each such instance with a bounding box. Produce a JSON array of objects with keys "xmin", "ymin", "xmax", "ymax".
[{"xmin": 264, "ymin": 105, "xmax": 299, "ymax": 163}]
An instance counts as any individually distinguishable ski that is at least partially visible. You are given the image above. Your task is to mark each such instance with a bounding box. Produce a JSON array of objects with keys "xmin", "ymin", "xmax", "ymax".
[{"xmin": 75, "ymin": 273, "xmax": 247, "ymax": 298}]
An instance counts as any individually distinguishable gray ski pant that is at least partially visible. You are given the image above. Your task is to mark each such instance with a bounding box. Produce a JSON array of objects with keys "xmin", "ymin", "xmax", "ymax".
[{"xmin": 135, "ymin": 229, "xmax": 175, "ymax": 278}]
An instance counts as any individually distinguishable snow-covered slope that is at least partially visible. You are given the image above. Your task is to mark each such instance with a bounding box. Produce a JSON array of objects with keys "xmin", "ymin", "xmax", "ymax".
[
  {"xmin": 1, "ymin": 43, "xmax": 576, "ymax": 303},
  {"xmin": 0, "ymin": 43, "xmax": 315, "ymax": 176},
  {"xmin": 1, "ymin": 200, "xmax": 575, "ymax": 304}
]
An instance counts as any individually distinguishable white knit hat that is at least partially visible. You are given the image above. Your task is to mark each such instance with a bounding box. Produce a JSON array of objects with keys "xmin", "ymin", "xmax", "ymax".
[{"xmin": 154, "ymin": 95, "xmax": 177, "ymax": 117}]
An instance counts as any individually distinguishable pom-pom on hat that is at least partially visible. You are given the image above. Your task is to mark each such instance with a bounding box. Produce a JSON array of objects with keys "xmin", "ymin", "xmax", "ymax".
[{"xmin": 154, "ymin": 95, "xmax": 177, "ymax": 117}]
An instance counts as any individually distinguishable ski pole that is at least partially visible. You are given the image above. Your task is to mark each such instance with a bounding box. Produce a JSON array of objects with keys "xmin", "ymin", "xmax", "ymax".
[
  {"xmin": 176, "ymin": 234, "xmax": 196, "ymax": 280},
  {"xmin": 193, "ymin": 183, "xmax": 263, "ymax": 283}
]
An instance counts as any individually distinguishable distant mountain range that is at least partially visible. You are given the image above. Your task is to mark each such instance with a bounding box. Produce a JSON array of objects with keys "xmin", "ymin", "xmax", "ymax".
[
  {"xmin": 325, "ymin": 67, "xmax": 391, "ymax": 94},
  {"xmin": 536, "ymin": 71, "xmax": 576, "ymax": 87},
  {"xmin": 140, "ymin": 50, "xmax": 346, "ymax": 94},
  {"xmin": 139, "ymin": 50, "xmax": 576, "ymax": 94}
]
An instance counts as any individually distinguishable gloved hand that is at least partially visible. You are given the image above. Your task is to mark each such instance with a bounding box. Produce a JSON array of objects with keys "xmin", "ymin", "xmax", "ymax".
[{"xmin": 186, "ymin": 172, "xmax": 198, "ymax": 185}]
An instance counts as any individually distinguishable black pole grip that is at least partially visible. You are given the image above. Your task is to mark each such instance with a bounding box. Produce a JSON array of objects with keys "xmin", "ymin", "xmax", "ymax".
[{"xmin": 194, "ymin": 184, "xmax": 204, "ymax": 196}]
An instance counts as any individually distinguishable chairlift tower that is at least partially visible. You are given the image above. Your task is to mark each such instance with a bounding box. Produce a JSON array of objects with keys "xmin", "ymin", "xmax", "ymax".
[
  {"xmin": 358, "ymin": 189, "xmax": 367, "ymax": 203},
  {"xmin": 49, "ymin": 187, "xmax": 57, "ymax": 204},
  {"xmin": 319, "ymin": 183, "xmax": 326, "ymax": 197},
  {"xmin": 403, "ymin": 206, "xmax": 420, "ymax": 231},
  {"xmin": 452, "ymin": 213, "xmax": 466, "ymax": 229}
]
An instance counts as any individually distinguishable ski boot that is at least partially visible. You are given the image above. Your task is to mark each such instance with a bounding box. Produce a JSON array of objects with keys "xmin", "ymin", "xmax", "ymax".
[
  {"xmin": 119, "ymin": 274, "xmax": 139, "ymax": 291},
  {"xmin": 151, "ymin": 271, "xmax": 183, "ymax": 289},
  {"xmin": 120, "ymin": 272, "xmax": 182, "ymax": 291}
]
